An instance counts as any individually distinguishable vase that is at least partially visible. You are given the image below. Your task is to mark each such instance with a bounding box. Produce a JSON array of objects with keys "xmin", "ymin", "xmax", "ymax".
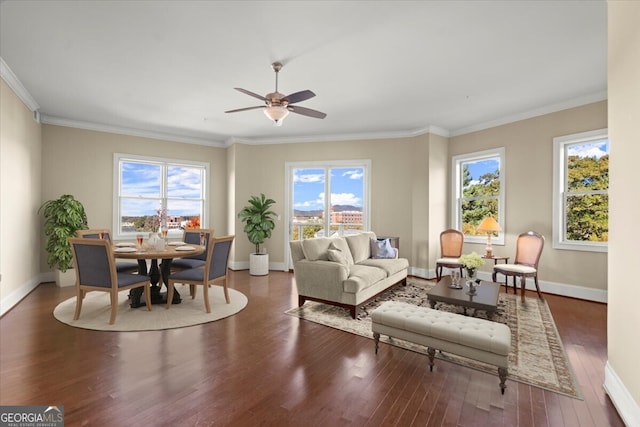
[
  {"xmin": 466, "ymin": 268, "xmax": 478, "ymax": 295},
  {"xmin": 466, "ymin": 268, "xmax": 477, "ymax": 283}
]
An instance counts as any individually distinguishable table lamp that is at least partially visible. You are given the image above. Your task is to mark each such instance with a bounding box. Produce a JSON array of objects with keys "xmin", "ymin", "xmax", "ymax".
[{"xmin": 477, "ymin": 217, "xmax": 502, "ymax": 258}]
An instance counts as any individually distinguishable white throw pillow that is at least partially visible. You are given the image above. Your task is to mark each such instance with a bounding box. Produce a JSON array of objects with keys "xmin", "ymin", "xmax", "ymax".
[
  {"xmin": 370, "ymin": 238, "xmax": 397, "ymax": 259},
  {"xmin": 327, "ymin": 242, "xmax": 349, "ymax": 266}
]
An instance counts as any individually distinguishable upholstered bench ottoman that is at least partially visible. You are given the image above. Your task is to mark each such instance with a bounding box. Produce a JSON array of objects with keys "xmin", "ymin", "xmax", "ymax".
[{"xmin": 371, "ymin": 301, "xmax": 511, "ymax": 393}]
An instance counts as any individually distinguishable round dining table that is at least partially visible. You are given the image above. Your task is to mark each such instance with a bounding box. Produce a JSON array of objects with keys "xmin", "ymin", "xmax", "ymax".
[{"xmin": 113, "ymin": 242, "xmax": 206, "ymax": 308}]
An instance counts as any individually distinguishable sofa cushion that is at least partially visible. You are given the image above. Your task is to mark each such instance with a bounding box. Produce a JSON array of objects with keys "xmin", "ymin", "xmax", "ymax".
[
  {"xmin": 358, "ymin": 257, "xmax": 409, "ymax": 277},
  {"xmin": 327, "ymin": 242, "xmax": 349, "ymax": 266},
  {"xmin": 343, "ymin": 265, "xmax": 387, "ymax": 294},
  {"xmin": 301, "ymin": 237, "xmax": 333, "ymax": 261},
  {"xmin": 370, "ymin": 238, "xmax": 397, "ymax": 259},
  {"xmin": 301, "ymin": 236, "xmax": 354, "ymax": 264},
  {"xmin": 345, "ymin": 231, "xmax": 376, "ymax": 264}
]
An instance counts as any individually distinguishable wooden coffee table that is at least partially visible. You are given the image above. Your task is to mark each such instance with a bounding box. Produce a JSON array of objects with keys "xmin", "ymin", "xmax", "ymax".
[{"xmin": 427, "ymin": 275, "xmax": 500, "ymax": 319}]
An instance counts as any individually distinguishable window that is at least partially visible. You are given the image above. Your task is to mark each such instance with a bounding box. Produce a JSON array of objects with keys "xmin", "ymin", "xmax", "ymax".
[
  {"xmin": 553, "ymin": 129, "xmax": 608, "ymax": 252},
  {"xmin": 286, "ymin": 160, "xmax": 370, "ymax": 242},
  {"xmin": 113, "ymin": 154, "xmax": 209, "ymax": 239},
  {"xmin": 451, "ymin": 148, "xmax": 505, "ymax": 244}
]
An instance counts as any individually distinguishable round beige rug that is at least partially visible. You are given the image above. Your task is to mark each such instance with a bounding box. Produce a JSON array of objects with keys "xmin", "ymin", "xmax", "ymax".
[{"xmin": 53, "ymin": 285, "xmax": 248, "ymax": 331}]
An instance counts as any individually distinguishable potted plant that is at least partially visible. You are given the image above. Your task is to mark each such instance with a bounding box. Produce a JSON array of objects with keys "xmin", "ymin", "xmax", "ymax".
[
  {"xmin": 238, "ymin": 193, "xmax": 276, "ymax": 275},
  {"xmin": 39, "ymin": 194, "xmax": 88, "ymax": 286}
]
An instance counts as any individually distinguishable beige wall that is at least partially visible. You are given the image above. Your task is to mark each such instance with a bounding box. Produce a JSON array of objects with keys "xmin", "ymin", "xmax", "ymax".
[
  {"xmin": 449, "ymin": 101, "xmax": 608, "ymax": 292},
  {"xmin": 0, "ymin": 79, "xmax": 42, "ymax": 308},
  {"xmin": 607, "ymin": 1, "xmax": 640, "ymax": 421},
  {"xmin": 230, "ymin": 137, "xmax": 422, "ymax": 267},
  {"xmin": 39, "ymin": 125, "xmax": 228, "ymax": 272}
]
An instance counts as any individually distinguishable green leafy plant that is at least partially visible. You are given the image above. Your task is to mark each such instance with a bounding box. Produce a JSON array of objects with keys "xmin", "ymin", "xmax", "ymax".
[
  {"xmin": 238, "ymin": 193, "xmax": 276, "ymax": 254},
  {"xmin": 38, "ymin": 194, "xmax": 88, "ymax": 272}
]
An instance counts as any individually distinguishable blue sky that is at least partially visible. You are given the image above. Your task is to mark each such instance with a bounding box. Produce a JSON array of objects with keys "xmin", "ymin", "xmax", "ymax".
[
  {"xmin": 121, "ymin": 161, "xmax": 203, "ymax": 216},
  {"xmin": 567, "ymin": 139, "xmax": 609, "ymax": 158},
  {"xmin": 293, "ymin": 167, "xmax": 364, "ymax": 211},
  {"xmin": 466, "ymin": 159, "xmax": 499, "ymax": 181}
]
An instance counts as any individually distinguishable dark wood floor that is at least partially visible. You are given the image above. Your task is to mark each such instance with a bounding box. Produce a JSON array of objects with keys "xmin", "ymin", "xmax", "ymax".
[{"xmin": 0, "ymin": 271, "xmax": 624, "ymax": 426}]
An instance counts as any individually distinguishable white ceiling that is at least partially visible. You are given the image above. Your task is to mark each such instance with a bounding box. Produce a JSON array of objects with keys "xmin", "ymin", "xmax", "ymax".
[{"xmin": 0, "ymin": 1, "xmax": 607, "ymax": 147}]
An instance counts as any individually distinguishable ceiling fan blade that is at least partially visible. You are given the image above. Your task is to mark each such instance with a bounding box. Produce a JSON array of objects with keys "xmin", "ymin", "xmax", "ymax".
[
  {"xmin": 287, "ymin": 105, "xmax": 327, "ymax": 119},
  {"xmin": 234, "ymin": 88, "xmax": 267, "ymax": 101},
  {"xmin": 282, "ymin": 90, "xmax": 316, "ymax": 105},
  {"xmin": 225, "ymin": 106, "xmax": 265, "ymax": 113}
]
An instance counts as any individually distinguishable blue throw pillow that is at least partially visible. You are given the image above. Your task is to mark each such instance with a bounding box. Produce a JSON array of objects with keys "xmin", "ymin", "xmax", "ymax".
[{"xmin": 370, "ymin": 238, "xmax": 397, "ymax": 259}]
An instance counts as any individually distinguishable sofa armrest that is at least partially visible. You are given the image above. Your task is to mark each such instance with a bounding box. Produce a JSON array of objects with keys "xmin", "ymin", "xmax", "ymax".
[{"xmin": 292, "ymin": 259, "xmax": 349, "ymax": 297}]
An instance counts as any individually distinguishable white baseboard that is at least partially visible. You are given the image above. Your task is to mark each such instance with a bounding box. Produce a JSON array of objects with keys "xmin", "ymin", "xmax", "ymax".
[
  {"xmin": 409, "ymin": 267, "xmax": 607, "ymax": 303},
  {"xmin": 604, "ymin": 362, "xmax": 640, "ymax": 427},
  {"xmin": 0, "ymin": 274, "xmax": 50, "ymax": 317}
]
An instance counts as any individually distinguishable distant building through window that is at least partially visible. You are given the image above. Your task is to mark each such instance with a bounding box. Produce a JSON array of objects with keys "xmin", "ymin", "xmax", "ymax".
[
  {"xmin": 113, "ymin": 153, "xmax": 208, "ymax": 239},
  {"xmin": 286, "ymin": 160, "xmax": 370, "ymax": 242}
]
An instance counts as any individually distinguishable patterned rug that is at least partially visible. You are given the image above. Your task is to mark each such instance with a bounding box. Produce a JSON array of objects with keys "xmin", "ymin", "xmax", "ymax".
[{"xmin": 285, "ymin": 278, "xmax": 581, "ymax": 399}]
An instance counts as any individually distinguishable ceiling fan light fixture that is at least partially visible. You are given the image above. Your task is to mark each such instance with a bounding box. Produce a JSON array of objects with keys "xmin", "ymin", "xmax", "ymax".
[{"xmin": 264, "ymin": 106, "xmax": 289, "ymax": 126}]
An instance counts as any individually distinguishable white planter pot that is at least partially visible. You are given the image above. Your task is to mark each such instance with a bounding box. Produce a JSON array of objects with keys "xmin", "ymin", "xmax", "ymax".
[
  {"xmin": 249, "ymin": 253, "xmax": 269, "ymax": 276},
  {"xmin": 55, "ymin": 269, "xmax": 76, "ymax": 287}
]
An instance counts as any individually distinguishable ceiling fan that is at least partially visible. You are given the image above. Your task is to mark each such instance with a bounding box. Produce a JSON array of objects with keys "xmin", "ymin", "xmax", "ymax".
[{"xmin": 225, "ymin": 62, "xmax": 327, "ymax": 126}]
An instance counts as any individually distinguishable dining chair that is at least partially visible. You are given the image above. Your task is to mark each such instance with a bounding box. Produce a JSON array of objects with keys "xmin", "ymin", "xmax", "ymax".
[
  {"xmin": 69, "ymin": 237, "xmax": 152, "ymax": 324},
  {"xmin": 76, "ymin": 228, "xmax": 139, "ymax": 273},
  {"xmin": 492, "ymin": 231, "xmax": 545, "ymax": 302},
  {"xmin": 166, "ymin": 235, "xmax": 235, "ymax": 313},
  {"xmin": 169, "ymin": 228, "xmax": 215, "ymax": 271},
  {"xmin": 435, "ymin": 229, "xmax": 465, "ymax": 281}
]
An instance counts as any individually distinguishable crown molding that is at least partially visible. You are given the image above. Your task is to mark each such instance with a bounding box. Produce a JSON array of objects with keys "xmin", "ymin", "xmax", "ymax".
[
  {"xmin": 225, "ymin": 124, "xmax": 450, "ymax": 146},
  {"xmin": 3, "ymin": 53, "xmax": 604, "ymax": 145},
  {"xmin": 40, "ymin": 115, "xmax": 227, "ymax": 148},
  {"xmin": 450, "ymin": 90, "xmax": 608, "ymax": 137},
  {"xmin": 0, "ymin": 56, "xmax": 40, "ymax": 114}
]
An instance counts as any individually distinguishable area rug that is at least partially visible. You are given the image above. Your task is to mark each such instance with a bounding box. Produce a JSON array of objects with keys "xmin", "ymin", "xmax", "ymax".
[
  {"xmin": 285, "ymin": 278, "xmax": 581, "ymax": 399},
  {"xmin": 54, "ymin": 285, "xmax": 248, "ymax": 331}
]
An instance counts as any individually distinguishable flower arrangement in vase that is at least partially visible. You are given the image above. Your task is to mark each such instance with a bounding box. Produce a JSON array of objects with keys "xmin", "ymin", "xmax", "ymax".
[{"xmin": 459, "ymin": 251, "xmax": 485, "ymax": 294}]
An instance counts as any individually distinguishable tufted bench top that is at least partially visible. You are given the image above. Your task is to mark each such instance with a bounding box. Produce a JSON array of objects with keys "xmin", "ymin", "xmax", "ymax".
[{"xmin": 371, "ymin": 301, "xmax": 510, "ymax": 356}]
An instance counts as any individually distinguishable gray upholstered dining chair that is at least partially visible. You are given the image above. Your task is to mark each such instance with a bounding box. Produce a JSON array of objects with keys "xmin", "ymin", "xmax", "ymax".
[
  {"xmin": 492, "ymin": 231, "xmax": 545, "ymax": 302},
  {"xmin": 76, "ymin": 228, "xmax": 138, "ymax": 273},
  {"xmin": 169, "ymin": 228, "xmax": 215, "ymax": 271},
  {"xmin": 69, "ymin": 237, "xmax": 151, "ymax": 324},
  {"xmin": 435, "ymin": 229, "xmax": 465, "ymax": 281},
  {"xmin": 166, "ymin": 235, "xmax": 234, "ymax": 313}
]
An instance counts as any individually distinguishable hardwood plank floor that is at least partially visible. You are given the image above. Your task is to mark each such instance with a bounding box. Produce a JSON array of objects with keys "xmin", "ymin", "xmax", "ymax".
[{"xmin": 0, "ymin": 271, "xmax": 624, "ymax": 426}]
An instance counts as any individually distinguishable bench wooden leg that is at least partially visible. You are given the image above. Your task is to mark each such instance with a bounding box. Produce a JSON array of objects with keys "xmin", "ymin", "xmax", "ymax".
[
  {"xmin": 498, "ymin": 367, "xmax": 508, "ymax": 394},
  {"xmin": 373, "ymin": 332, "xmax": 380, "ymax": 354},
  {"xmin": 427, "ymin": 348, "xmax": 436, "ymax": 372}
]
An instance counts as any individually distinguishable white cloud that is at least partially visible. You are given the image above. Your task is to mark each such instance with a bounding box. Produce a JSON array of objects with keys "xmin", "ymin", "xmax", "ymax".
[
  {"xmin": 342, "ymin": 169, "xmax": 364, "ymax": 180},
  {"xmin": 568, "ymin": 142, "xmax": 608, "ymax": 158},
  {"xmin": 331, "ymin": 192, "xmax": 361, "ymax": 206},
  {"xmin": 294, "ymin": 172, "xmax": 325, "ymax": 183}
]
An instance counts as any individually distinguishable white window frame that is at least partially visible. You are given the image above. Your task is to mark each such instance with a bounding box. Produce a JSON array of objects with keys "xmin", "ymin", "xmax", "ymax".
[
  {"xmin": 113, "ymin": 153, "xmax": 209, "ymax": 240},
  {"xmin": 284, "ymin": 159, "xmax": 371, "ymax": 270},
  {"xmin": 451, "ymin": 148, "xmax": 505, "ymax": 245},
  {"xmin": 552, "ymin": 128, "xmax": 608, "ymax": 252}
]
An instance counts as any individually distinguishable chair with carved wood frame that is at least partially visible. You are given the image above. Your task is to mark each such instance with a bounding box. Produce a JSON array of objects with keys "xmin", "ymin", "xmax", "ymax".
[
  {"xmin": 492, "ymin": 231, "xmax": 545, "ymax": 302},
  {"xmin": 435, "ymin": 229, "xmax": 465, "ymax": 281}
]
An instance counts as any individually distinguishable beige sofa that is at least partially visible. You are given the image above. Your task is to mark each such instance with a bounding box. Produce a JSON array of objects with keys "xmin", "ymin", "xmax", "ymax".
[{"xmin": 289, "ymin": 232, "xmax": 409, "ymax": 318}]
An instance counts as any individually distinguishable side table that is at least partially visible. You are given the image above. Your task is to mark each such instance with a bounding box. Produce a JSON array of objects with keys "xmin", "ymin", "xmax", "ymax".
[{"xmin": 482, "ymin": 255, "xmax": 509, "ymax": 265}]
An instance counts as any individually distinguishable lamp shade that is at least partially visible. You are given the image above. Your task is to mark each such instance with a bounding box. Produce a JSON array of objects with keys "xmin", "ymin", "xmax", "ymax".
[
  {"xmin": 264, "ymin": 106, "xmax": 289, "ymax": 126},
  {"xmin": 477, "ymin": 217, "xmax": 501, "ymax": 233}
]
